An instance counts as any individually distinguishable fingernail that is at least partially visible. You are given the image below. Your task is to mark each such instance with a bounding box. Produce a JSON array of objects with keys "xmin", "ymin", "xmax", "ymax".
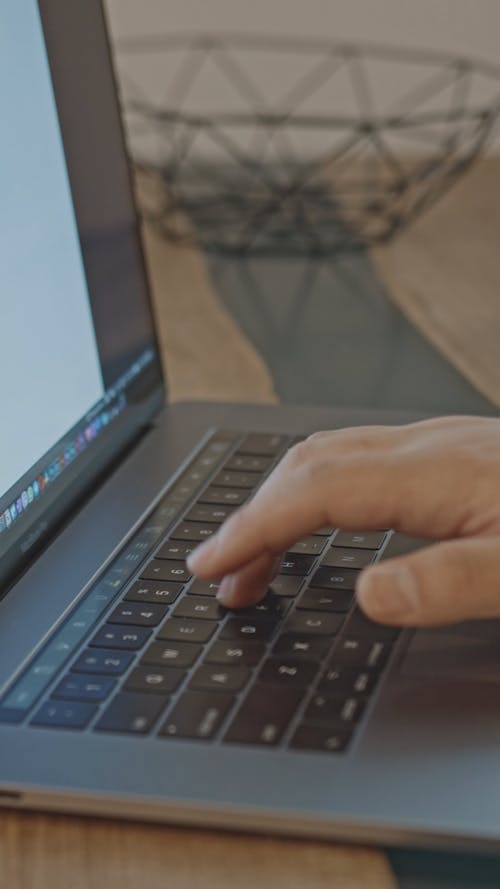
[
  {"xmin": 187, "ymin": 537, "xmax": 217, "ymax": 572},
  {"xmin": 357, "ymin": 563, "xmax": 420, "ymax": 623},
  {"xmin": 216, "ymin": 575, "xmax": 236, "ymax": 607}
]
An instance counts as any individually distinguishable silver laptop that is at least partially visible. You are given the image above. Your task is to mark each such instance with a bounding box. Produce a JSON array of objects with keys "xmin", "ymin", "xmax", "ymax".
[{"xmin": 1, "ymin": 0, "xmax": 499, "ymax": 853}]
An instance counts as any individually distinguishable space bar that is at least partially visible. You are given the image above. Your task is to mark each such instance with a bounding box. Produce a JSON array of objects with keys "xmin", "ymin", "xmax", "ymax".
[{"xmin": 224, "ymin": 683, "xmax": 302, "ymax": 746}]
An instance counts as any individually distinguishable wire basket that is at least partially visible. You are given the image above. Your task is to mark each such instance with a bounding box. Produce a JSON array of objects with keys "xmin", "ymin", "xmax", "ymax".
[{"xmin": 117, "ymin": 34, "xmax": 500, "ymax": 256}]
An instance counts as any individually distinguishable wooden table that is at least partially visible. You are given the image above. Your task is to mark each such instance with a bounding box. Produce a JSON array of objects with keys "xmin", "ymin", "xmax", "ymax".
[
  {"xmin": 0, "ymin": 811, "xmax": 397, "ymax": 888},
  {"xmin": 5, "ymin": 157, "xmax": 499, "ymax": 888}
]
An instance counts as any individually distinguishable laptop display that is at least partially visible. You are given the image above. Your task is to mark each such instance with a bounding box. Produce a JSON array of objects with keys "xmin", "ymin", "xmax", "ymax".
[{"xmin": 0, "ymin": 1, "xmax": 163, "ymax": 589}]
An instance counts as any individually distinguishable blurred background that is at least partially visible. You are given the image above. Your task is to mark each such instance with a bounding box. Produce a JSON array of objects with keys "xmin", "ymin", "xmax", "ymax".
[
  {"xmin": 103, "ymin": 0, "xmax": 500, "ymax": 420},
  {"xmin": 106, "ymin": 0, "xmax": 500, "ymax": 65}
]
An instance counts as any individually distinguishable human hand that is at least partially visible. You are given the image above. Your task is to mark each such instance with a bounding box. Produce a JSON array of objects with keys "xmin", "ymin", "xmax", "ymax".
[{"xmin": 187, "ymin": 416, "xmax": 500, "ymax": 627}]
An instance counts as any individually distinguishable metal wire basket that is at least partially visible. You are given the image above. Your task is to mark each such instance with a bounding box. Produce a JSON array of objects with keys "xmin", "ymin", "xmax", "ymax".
[{"xmin": 117, "ymin": 34, "xmax": 500, "ymax": 256}]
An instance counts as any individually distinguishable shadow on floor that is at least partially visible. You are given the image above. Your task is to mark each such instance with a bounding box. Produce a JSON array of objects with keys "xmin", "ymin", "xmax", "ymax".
[{"xmin": 208, "ymin": 250, "xmax": 495, "ymax": 415}]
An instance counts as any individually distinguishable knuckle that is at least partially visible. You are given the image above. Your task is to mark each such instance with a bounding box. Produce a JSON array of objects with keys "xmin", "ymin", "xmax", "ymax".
[
  {"xmin": 315, "ymin": 425, "xmax": 394, "ymax": 455},
  {"xmin": 282, "ymin": 440, "xmax": 312, "ymax": 469},
  {"xmin": 280, "ymin": 437, "xmax": 334, "ymax": 484},
  {"xmin": 449, "ymin": 546, "xmax": 477, "ymax": 590},
  {"xmin": 340, "ymin": 424, "xmax": 393, "ymax": 451},
  {"xmin": 299, "ymin": 455, "xmax": 333, "ymax": 485},
  {"xmin": 305, "ymin": 430, "xmax": 331, "ymax": 446},
  {"xmin": 283, "ymin": 430, "xmax": 334, "ymax": 468}
]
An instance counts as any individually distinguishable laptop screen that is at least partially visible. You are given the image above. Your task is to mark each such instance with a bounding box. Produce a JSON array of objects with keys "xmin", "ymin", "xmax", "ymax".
[{"xmin": 0, "ymin": 1, "xmax": 164, "ymax": 588}]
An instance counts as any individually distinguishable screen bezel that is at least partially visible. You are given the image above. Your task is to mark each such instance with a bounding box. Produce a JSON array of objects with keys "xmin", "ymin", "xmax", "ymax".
[{"xmin": 0, "ymin": 0, "xmax": 166, "ymax": 592}]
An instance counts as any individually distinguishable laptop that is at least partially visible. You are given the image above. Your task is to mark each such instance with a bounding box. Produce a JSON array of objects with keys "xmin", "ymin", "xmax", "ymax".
[{"xmin": 1, "ymin": 0, "xmax": 499, "ymax": 853}]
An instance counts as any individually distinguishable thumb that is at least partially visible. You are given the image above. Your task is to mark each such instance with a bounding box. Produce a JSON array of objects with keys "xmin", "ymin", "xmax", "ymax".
[{"xmin": 356, "ymin": 536, "xmax": 500, "ymax": 627}]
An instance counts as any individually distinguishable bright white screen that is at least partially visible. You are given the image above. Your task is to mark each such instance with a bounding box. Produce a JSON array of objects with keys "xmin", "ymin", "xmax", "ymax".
[{"xmin": 0, "ymin": 4, "xmax": 104, "ymax": 497}]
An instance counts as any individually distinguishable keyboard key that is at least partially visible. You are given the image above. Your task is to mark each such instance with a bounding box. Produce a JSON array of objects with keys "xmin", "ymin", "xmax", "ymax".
[
  {"xmin": 313, "ymin": 527, "xmax": 335, "ymax": 537},
  {"xmin": 141, "ymin": 560, "xmax": 192, "ymax": 584},
  {"xmin": 258, "ymin": 657, "xmax": 318, "ymax": 688},
  {"xmin": 285, "ymin": 611, "xmax": 344, "ymax": 636},
  {"xmin": 198, "ymin": 487, "xmax": 248, "ymax": 506},
  {"xmin": 188, "ymin": 579, "xmax": 221, "ymax": 597},
  {"xmin": 333, "ymin": 530, "xmax": 387, "ymax": 550},
  {"xmin": 141, "ymin": 640, "xmax": 202, "ymax": 669},
  {"xmin": 238, "ymin": 593, "xmax": 289, "ymax": 619},
  {"xmin": 124, "ymin": 581, "xmax": 183, "ymax": 605},
  {"xmin": 224, "ymin": 684, "xmax": 302, "ymax": 745},
  {"xmin": 185, "ymin": 504, "xmax": 236, "ymax": 524},
  {"xmin": 52, "ymin": 674, "xmax": 116, "ymax": 702},
  {"xmin": 225, "ymin": 454, "xmax": 272, "ymax": 473},
  {"xmin": 189, "ymin": 664, "xmax": 250, "ymax": 693},
  {"xmin": 173, "ymin": 596, "xmax": 224, "ymax": 621},
  {"xmin": 318, "ymin": 667, "xmax": 379, "ymax": 697},
  {"xmin": 321, "ymin": 547, "xmax": 375, "ymax": 570},
  {"xmin": 331, "ymin": 637, "xmax": 392, "ymax": 671},
  {"xmin": 297, "ymin": 588, "xmax": 354, "ymax": 613},
  {"xmin": 272, "ymin": 633, "xmax": 331, "ymax": 661},
  {"xmin": 343, "ymin": 608, "xmax": 401, "ymax": 641},
  {"xmin": 31, "ymin": 700, "xmax": 97, "ymax": 730},
  {"xmin": 213, "ymin": 470, "xmax": 261, "ymax": 489},
  {"xmin": 107, "ymin": 602, "xmax": 168, "ymax": 627},
  {"xmin": 124, "ymin": 666, "xmax": 183, "ymax": 695},
  {"xmin": 155, "ymin": 541, "xmax": 195, "ymax": 560},
  {"xmin": 305, "ymin": 694, "xmax": 364, "ymax": 725},
  {"xmin": 280, "ymin": 555, "xmax": 315, "ymax": 575},
  {"xmin": 288, "ymin": 537, "xmax": 327, "ymax": 556},
  {"xmin": 157, "ymin": 618, "xmax": 217, "ymax": 644},
  {"xmin": 95, "ymin": 692, "xmax": 168, "ymax": 734},
  {"xmin": 204, "ymin": 432, "xmax": 241, "ymax": 454},
  {"xmin": 72, "ymin": 649, "xmax": 134, "ymax": 675},
  {"xmin": 170, "ymin": 522, "xmax": 218, "ymax": 543},
  {"xmin": 310, "ymin": 567, "xmax": 360, "ymax": 590},
  {"xmin": 197, "ymin": 439, "xmax": 236, "ymax": 466},
  {"xmin": 290, "ymin": 724, "xmax": 352, "ymax": 753},
  {"xmin": 205, "ymin": 640, "xmax": 265, "ymax": 667},
  {"xmin": 89, "ymin": 625, "xmax": 151, "ymax": 650},
  {"xmin": 160, "ymin": 691, "xmax": 235, "ymax": 740},
  {"xmin": 220, "ymin": 617, "xmax": 277, "ymax": 642},
  {"xmin": 239, "ymin": 433, "xmax": 286, "ymax": 456},
  {"xmin": 268, "ymin": 575, "xmax": 304, "ymax": 598}
]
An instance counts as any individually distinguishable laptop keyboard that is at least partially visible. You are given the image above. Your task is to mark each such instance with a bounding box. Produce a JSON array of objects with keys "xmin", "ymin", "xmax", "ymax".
[{"xmin": 0, "ymin": 430, "xmax": 400, "ymax": 753}]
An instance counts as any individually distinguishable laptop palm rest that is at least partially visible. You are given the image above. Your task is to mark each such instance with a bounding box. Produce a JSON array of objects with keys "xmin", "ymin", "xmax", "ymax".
[{"xmin": 400, "ymin": 621, "xmax": 500, "ymax": 682}]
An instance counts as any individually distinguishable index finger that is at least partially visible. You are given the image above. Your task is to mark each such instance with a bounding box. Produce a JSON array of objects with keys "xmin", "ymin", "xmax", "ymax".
[{"xmin": 186, "ymin": 432, "xmax": 410, "ymax": 579}]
